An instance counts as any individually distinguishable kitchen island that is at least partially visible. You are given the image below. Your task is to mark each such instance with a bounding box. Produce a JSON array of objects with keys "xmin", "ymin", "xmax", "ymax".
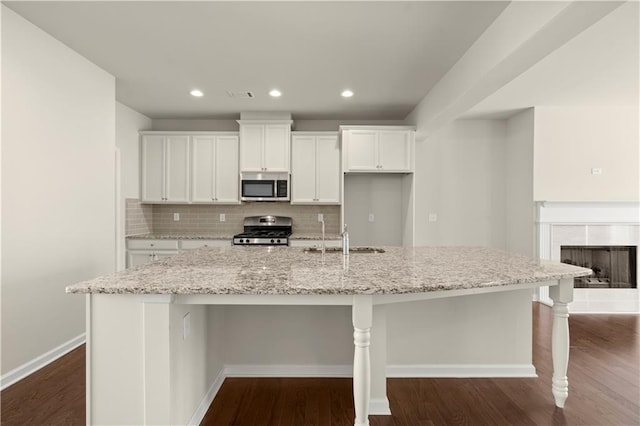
[{"xmin": 67, "ymin": 246, "xmax": 590, "ymax": 426}]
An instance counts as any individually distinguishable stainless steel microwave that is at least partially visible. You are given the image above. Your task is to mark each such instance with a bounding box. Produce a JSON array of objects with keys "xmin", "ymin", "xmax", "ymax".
[{"xmin": 240, "ymin": 172, "xmax": 289, "ymax": 201}]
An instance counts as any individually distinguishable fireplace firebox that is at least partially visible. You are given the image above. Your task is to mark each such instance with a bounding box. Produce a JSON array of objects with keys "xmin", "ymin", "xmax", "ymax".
[{"xmin": 561, "ymin": 246, "xmax": 637, "ymax": 289}]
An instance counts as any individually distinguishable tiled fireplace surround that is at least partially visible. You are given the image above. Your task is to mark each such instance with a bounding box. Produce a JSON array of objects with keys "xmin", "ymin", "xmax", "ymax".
[
  {"xmin": 537, "ymin": 202, "xmax": 640, "ymax": 313},
  {"xmin": 125, "ymin": 199, "xmax": 341, "ymax": 237}
]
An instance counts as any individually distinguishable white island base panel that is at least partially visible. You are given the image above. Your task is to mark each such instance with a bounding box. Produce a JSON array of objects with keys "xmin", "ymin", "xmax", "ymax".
[{"xmin": 85, "ymin": 279, "xmax": 574, "ymax": 426}]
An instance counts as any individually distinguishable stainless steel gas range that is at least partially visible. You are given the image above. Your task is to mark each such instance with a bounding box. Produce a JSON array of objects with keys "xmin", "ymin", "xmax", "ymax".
[{"xmin": 233, "ymin": 216, "xmax": 292, "ymax": 246}]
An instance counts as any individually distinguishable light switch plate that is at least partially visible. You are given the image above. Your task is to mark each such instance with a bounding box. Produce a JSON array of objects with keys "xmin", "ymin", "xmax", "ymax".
[
  {"xmin": 368, "ymin": 213, "xmax": 375, "ymax": 222},
  {"xmin": 220, "ymin": 213, "xmax": 226, "ymax": 222},
  {"xmin": 318, "ymin": 213, "xmax": 323, "ymax": 222},
  {"xmin": 428, "ymin": 213, "xmax": 438, "ymax": 222},
  {"xmin": 173, "ymin": 213, "xmax": 180, "ymax": 221},
  {"xmin": 591, "ymin": 168, "xmax": 603, "ymax": 175}
]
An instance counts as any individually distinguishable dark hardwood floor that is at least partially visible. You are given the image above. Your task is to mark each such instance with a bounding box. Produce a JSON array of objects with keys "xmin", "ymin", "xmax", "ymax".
[
  {"xmin": 2, "ymin": 304, "xmax": 638, "ymax": 425},
  {"xmin": 1, "ymin": 345, "xmax": 85, "ymax": 425}
]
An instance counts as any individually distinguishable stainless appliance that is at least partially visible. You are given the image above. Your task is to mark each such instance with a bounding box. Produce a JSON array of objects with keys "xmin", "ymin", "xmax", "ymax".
[
  {"xmin": 240, "ymin": 172, "xmax": 289, "ymax": 201},
  {"xmin": 233, "ymin": 216, "xmax": 292, "ymax": 245}
]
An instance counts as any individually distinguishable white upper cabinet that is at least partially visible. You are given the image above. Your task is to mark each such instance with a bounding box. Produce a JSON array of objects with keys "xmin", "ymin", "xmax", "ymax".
[
  {"xmin": 342, "ymin": 127, "xmax": 414, "ymax": 172},
  {"xmin": 141, "ymin": 132, "xmax": 239, "ymax": 204},
  {"xmin": 141, "ymin": 134, "xmax": 190, "ymax": 203},
  {"xmin": 291, "ymin": 132, "xmax": 340, "ymax": 204},
  {"xmin": 238, "ymin": 120, "xmax": 292, "ymax": 172},
  {"xmin": 191, "ymin": 134, "xmax": 239, "ymax": 204}
]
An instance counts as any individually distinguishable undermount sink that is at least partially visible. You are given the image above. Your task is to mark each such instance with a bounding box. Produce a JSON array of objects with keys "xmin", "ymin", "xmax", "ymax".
[{"xmin": 302, "ymin": 246, "xmax": 386, "ymax": 254}]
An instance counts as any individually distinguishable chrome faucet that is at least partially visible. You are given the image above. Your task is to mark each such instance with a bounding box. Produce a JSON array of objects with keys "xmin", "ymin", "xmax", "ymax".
[
  {"xmin": 341, "ymin": 224, "xmax": 349, "ymax": 255},
  {"xmin": 320, "ymin": 218, "xmax": 326, "ymax": 254}
]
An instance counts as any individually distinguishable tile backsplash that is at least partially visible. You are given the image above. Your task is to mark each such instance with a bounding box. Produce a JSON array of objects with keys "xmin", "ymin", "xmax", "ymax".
[
  {"xmin": 125, "ymin": 199, "xmax": 153, "ymax": 236},
  {"xmin": 127, "ymin": 200, "xmax": 340, "ymax": 236}
]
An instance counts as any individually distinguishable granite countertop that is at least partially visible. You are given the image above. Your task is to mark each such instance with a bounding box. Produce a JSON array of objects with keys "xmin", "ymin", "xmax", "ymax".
[
  {"xmin": 66, "ymin": 246, "xmax": 591, "ymax": 295},
  {"xmin": 290, "ymin": 233, "xmax": 341, "ymax": 240},
  {"xmin": 126, "ymin": 233, "xmax": 341, "ymax": 240}
]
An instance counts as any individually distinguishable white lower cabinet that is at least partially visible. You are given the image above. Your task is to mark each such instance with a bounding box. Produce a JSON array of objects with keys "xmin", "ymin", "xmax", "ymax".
[
  {"xmin": 126, "ymin": 238, "xmax": 231, "ymax": 268},
  {"xmin": 289, "ymin": 239, "xmax": 341, "ymax": 248},
  {"xmin": 180, "ymin": 239, "xmax": 231, "ymax": 249},
  {"xmin": 126, "ymin": 239, "xmax": 180, "ymax": 268},
  {"xmin": 127, "ymin": 250, "xmax": 178, "ymax": 267}
]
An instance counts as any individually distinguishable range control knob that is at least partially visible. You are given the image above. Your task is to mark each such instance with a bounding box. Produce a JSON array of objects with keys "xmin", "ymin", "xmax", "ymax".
[
  {"xmin": 270, "ymin": 239, "xmax": 275, "ymax": 243},
  {"xmin": 276, "ymin": 239, "xmax": 281, "ymax": 243},
  {"xmin": 239, "ymin": 239, "xmax": 244, "ymax": 243}
]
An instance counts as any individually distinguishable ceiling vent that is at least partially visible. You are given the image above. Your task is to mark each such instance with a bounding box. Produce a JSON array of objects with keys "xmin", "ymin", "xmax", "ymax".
[{"xmin": 226, "ymin": 90, "xmax": 255, "ymax": 99}]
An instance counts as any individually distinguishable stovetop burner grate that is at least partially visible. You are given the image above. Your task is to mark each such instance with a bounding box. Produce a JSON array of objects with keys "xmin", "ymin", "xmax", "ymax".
[{"xmin": 233, "ymin": 216, "xmax": 292, "ymax": 246}]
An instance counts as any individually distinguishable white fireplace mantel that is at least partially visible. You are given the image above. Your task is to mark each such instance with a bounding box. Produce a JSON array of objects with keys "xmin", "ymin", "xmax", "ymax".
[{"xmin": 536, "ymin": 201, "xmax": 640, "ymax": 313}]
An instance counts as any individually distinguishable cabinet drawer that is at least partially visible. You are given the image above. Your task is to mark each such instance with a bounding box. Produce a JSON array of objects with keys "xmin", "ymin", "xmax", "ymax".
[
  {"xmin": 127, "ymin": 239, "xmax": 179, "ymax": 250},
  {"xmin": 180, "ymin": 240, "xmax": 230, "ymax": 250}
]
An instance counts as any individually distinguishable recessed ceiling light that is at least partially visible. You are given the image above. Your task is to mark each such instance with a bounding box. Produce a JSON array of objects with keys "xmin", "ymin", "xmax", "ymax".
[
  {"xmin": 190, "ymin": 89, "xmax": 204, "ymax": 97},
  {"xmin": 269, "ymin": 89, "xmax": 282, "ymax": 97},
  {"xmin": 341, "ymin": 89, "xmax": 354, "ymax": 98}
]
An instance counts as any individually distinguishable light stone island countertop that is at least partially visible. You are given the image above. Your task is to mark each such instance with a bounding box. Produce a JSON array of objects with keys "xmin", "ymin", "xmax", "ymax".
[
  {"xmin": 66, "ymin": 246, "xmax": 591, "ymax": 295},
  {"xmin": 126, "ymin": 233, "xmax": 341, "ymax": 240}
]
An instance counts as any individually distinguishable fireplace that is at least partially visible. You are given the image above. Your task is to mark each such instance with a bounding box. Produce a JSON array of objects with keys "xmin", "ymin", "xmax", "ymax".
[
  {"xmin": 561, "ymin": 246, "xmax": 637, "ymax": 289},
  {"xmin": 536, "ymin": 202, "xmax": 640, "ymax": 313}
]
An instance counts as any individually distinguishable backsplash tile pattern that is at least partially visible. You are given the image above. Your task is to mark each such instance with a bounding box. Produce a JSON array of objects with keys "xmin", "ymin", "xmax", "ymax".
[
  {"xmin": 152, "ymin": 203, "xmax": 340, "ymax": 235},
  {"xmin": 125, "ymin": 199, "xmax": 153, "ymax": 236}
]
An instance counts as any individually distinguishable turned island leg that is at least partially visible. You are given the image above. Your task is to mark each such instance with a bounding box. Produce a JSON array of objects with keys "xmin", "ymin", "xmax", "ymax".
[
  {"xmin": 352, "ymin": 295, "xmax": 373, "ymax": 426},
  {"xmin": 548, "ymin": 278, "xmax": 574, "ymax": 408}
]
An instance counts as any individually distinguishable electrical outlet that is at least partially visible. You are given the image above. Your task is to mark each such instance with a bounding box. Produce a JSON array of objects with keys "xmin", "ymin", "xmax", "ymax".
[
  {"xmin": 173, "ymin": 213, "xmax": 180, "ymax": 221},
  {"xmin": 220, "ymin": 213, "xmax": 226, "ymax": 222},
  {"xmin": 428, "ymin": 213, "xmax": 438, "ymax": 222},
  {"xmin": 591, "ymin": 167, "xmax": 603, "ymax": 175},
  {"xmin": 318, "ymin": 213, "xmax": 323, "ymax": 222},
  {"xmin": 368, "ymin": 213, "xmax": 375, "ymax": 222},
  {"xmin": 183, "ymin": 312, "xmax": 190, "ymax": 340}
]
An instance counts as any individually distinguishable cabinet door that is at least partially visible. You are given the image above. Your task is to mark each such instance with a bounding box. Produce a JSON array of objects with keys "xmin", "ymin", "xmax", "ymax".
[
  {"xmin": 192, "ymin": 136, "xmax": 216, "ymax": 202},
  {"xmin": 127, "ymin": 251, "xmax": 155, "ymax": 268},
  {"xmin": 346, "ymin": 130, "xmax": 378, "ymax": 171},
  {"xmin": 379, "ymin": 131, "xmax": 411, "ymax": 171},
  {"xmin": 264, "ymin": 124, "xmax": 290, "ymax": 171},
  {"xmin": 153, "ymin": 252, "xmax": 178, "ymax": 261},
  {"xmin": 165, "ymin": 136, "xmax": 190, "ymax": 202},
  {"xmin": 315, "ymin": 136, "xmax": 341, "ymax": 203},
  {"xmin": 214, "ymin": 136, "xmax": 240, "ymax": 203},
  {"xmin": 141, "ymin": 135, "xmax": 165, "ymax": 202},
  {"xmin": 240, "ymin": 125, "xmax": 264, "ymax": 171},
  {"xmin": 291, "ymin": 135, "xmax": 317, "ymax": 203}
]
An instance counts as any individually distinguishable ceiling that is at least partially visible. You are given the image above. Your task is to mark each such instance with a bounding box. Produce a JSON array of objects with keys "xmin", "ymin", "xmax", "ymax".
[
  {"xmin": 3, "ymin": 1, "xmax": 509, "ymax": 120},
  {"xmin": 462, "ymin": 1, "xmax": 639, "ymax": 119}
]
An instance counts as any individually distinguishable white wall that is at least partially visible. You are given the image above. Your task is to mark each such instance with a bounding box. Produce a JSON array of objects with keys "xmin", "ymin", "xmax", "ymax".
[
  {"xmin": 413, "ymin": 119, "xmax": 507, "ymax": 248},
  {"xmin": 505, "ymin": 109, "xmax": 535, "ymax": 256},
  {"xmin": 116, "ymin": 102, "xmax": 152, "ymax": 199},
  {"xmin": 1, "ymin": 6, "xmax": 115, "ymax": 375},
  {"xmin": 344, "ymin": 174, "xmax": 405, "ymax": 247},
  {"xmin": 387, "ymin": 290, "xmax": 532, "ymax": 365},
  {"xmin": 534, "ymin": 106, "xmax": 639, "ymax": 202}
]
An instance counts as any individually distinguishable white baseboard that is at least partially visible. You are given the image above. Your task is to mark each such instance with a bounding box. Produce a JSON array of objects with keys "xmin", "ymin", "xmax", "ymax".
[
  {"xmin": 1, "ymin": 333, "xmax": 86, "ymax": 391},
  {"xmin": 224, "ymin": 364, "xmax": 353, "ymax": 378},
  {"xmin": 187, "ymin": 367, "xmax": 226, "ymax": 426},
  {"xmin": 369, "ymin": 397, "xmax": 391, "ymax": 415},
  {"xmin": 387, "ymin": 363, "xmax": 537, "ymax": 378}
]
